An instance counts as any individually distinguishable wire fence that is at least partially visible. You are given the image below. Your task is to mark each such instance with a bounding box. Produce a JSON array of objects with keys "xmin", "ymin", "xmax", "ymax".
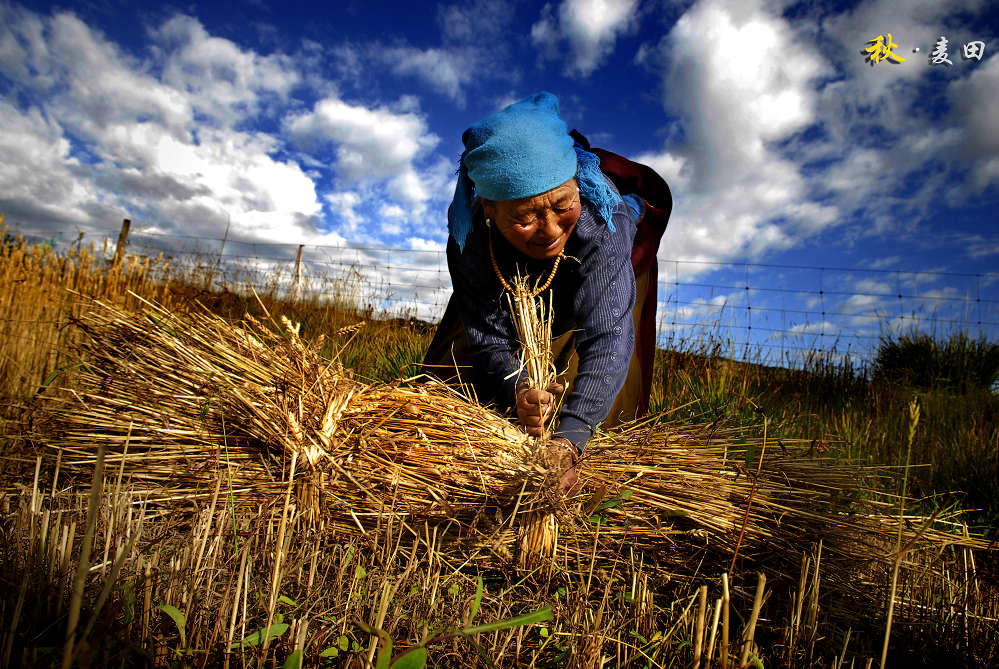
[{"xmin": 103, "ymin": 227, "xmax": 999, "ymax": 369}]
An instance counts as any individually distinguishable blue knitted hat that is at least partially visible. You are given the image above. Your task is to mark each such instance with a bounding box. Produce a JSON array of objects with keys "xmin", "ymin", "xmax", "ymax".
[{"xmin": 448, "ymin": 92, "xmax": 620, "ymax": 250}]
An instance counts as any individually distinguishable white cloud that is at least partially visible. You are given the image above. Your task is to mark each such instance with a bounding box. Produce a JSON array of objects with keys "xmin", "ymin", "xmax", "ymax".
[
  {"xmin": 40, "ymin": 13, "xmax": 192, "ymax": 143},
  {"xmin": 379, "ymin": 204, "xmax": 406, "ymax": 220},
  {"xmin": 287, "ymin": 97, "xmax": 440, "ymax": 216},
  {"xmin": 853, "ymin": 278, "xmax": 893, "ymax": 294},
  {"xmin": 963, "ymin": 234, "xmax": 999, "ymax": 258},
  {"xmin": 841, "ymin": 293, "xmax": 882, "ymax": 313},
  {"xmin": 633, "ymin": 150, "xmax": 689, "ymax": 191},
  {"xmin": 154, "ymin": 15, "xmax": 300, "ymax": 127},
  {"xmin": 637, "ymin": 0, "xmax": 831, "ymax": 263},
  {"xmin": 379, "ymin": 47, "xmax": 474, "ymax": 104},
  {"xmin": 0, "ymin": 102, "xmax": 97, "ymax": 231},
  {"xmin": 948, "ymin": 53, "xmax": 999, "ymax": 188},
  {"xmin": 408, "ymin": 237, "xmax": 444, "ymax": 253},
  {"xmin": 804, "ymin": 0, "xmax": 999, "ymax": 231},
  {"xmin": 531, "ymin": 0, "xmax": 640, "ymax": 76},
  {"xmin": 638, "ymin": 0, "xmax": 997, "ymax": 272},
  {"xmin": 788, "ymin": 320, "xmax": 838, "ymax": 335},
  {"xmin": 0, "ymin": 7, "xmax": 324, "ymax": 244},
  {"xmin": 326, "ymin": 191, "xmax": 364, "ymax": 235},
  {"xmin": 673, "ymin": 292, "xmax": 739, "ymax": 321}
]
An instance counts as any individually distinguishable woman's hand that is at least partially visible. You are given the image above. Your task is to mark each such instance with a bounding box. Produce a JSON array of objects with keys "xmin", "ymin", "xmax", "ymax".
[
  {"xmin": 515, "ymin": 381, "xmax": 565, "ymax": 437},
  {"xmin": 546, "ymin": 437, "xmax": 579, "ymax": 495}
]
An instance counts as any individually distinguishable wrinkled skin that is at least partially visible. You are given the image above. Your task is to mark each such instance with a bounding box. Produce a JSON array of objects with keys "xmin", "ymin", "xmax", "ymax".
[
  {"xmin": 515, "ymin": 381, "xmax": 579, "ymax": 494},
  {"xmin": 515, "ymin": 381, "xmax": 564, "ymax": 438},
  {"xmin": 482, "ymin": 178, "xmax": 581, "ymax": 261},
  {"xmin": 545, "ymin": 438, "xmax": 579, "ymax": 495}
]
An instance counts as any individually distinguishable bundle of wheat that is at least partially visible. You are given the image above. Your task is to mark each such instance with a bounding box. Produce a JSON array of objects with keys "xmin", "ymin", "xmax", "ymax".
[
  {"xmin": 26, "ymin": 295, "xmax": 985, "ymax": 591},
  {"xmin": 503, "ymin": 270, "xmax": 561, "ymax": 567}
]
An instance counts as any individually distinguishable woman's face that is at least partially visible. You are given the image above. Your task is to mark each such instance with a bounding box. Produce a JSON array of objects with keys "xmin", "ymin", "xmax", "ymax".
[{"xmin": 483, "ymin": 178, "xmax": 580, "ymax": 261}]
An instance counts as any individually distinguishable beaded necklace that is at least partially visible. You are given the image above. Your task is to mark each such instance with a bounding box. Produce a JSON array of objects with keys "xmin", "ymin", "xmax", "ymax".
[{"xmin": 486, "ymin": 222, "xmax": 563, "ymax": 297}]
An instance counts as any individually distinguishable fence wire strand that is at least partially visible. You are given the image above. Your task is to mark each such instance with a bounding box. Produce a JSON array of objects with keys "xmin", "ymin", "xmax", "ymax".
[{"xmin": 13, "ymin": 227, "xmax": 995, "ymax": 369}]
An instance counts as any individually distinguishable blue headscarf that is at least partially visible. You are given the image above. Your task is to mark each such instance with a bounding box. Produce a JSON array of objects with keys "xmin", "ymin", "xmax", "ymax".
[{"xmin": 448, "ymin": 92, "xmax": 621, "ymax": 250}]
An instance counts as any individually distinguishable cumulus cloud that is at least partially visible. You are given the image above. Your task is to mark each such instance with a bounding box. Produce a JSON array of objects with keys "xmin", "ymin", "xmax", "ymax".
[
  {"xmin": 0, "ymin": 102, "xmax": 96, "ymax": 231},
  {"xmin": 635, "ymin": 0, "xmax": 998, "ymax": 271},
  {"xmin": 788, "ymin": 320, "xmax": 838, "ymax": 335},
  {"xmin": 369, "ymin": 0, "xmax": 516, "ymax": 105},
  {"xmin": 287, "ymin": 97, "xmax": 441, "ymax": 215},
  {"xmin": 379, "ymin": 47, "xmax": 474, "ymax": 104},
  {"xmin": 153, "ymin": 14, "xmax": 300, "ymax": 127},
  {"xmin": 796, "ymin": 0, "xmax": 999, "ymax": 232},
  {"xmin": 531, "ymin": 0, "xmax": 640, "ymax": 76},
  {"xmin": 0, "ymin": 6, "xmax": 456, "ymax": 246},
  {"xmin": 636, "ymin": 0, "xmax": 832, "ymax": 262},
  {"xmin": 326, "ymin": 191, "xmax": 364, "ymax": 236},
  {"xmin": 3, "ymin": 11, "xmax": 193, "ymax": 145},
  {"xmin": 948, "ymin": 53, "xmax": 999, "ymax": 188}
]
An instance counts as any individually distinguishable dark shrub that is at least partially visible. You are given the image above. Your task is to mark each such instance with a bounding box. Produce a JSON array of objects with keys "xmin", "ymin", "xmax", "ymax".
[{"xmin": 872, "ymin": 332, "xmax": 999, "ymax": 392}]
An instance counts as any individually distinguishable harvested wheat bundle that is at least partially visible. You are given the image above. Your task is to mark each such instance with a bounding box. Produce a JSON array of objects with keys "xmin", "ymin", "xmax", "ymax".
[
  {"xmin": 504, "ymin": 270, "xmax": 562, "ymax": 567},
  {"xmin": 26, "ymin": 295, "xmax": 987, "ymax": 591}
]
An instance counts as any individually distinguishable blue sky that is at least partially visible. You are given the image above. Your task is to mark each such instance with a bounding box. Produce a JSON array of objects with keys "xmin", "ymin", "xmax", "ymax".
[{"xmin": 1, "ymin": 0, "xmax": 997, "ymax": 362}]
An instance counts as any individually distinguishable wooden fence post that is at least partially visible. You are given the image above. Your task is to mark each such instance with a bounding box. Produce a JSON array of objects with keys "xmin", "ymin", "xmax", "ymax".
[
  {"xmin": 293, "ymin": 244, "xmax": 304, "ymax": 301},
  {"xmin": 113, "ymin": 219, "xmax": 131, "ymax": 268}
]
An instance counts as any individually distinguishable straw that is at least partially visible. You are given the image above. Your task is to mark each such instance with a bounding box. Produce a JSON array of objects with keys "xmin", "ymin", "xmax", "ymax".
[{"xmin": 21, "ymin": 296, "xmax": 988, "ymax": 602}]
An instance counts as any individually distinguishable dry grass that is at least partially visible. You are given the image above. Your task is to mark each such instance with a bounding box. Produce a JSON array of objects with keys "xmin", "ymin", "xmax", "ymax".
[
  {"xmin": 0, "ymin": 223, "xmax": 173, "ymax": 404},
  {"xmin": 0, "ymin": 235, "xmax": 996, "ymax": 666},
  {"xmin": 1, "ymin": 293, "xmax": 993, "ymax": 666}
]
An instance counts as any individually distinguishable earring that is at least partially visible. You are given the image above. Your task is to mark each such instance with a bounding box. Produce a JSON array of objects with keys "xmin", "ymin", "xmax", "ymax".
[{"xmin": 485, "ymin": 218, "xmax": 493, "ymax": 227}]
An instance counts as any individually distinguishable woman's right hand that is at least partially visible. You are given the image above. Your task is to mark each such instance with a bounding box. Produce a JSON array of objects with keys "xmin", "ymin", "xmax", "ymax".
[{"xmin": 515, "ymin": 381, "xmax": 565, "ymax": 437}]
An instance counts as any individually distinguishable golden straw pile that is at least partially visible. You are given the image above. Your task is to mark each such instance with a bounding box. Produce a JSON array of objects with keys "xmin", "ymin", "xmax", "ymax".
[{"xmin": 28, "ymin": 295, "xmax": 985, "ymax": 587}]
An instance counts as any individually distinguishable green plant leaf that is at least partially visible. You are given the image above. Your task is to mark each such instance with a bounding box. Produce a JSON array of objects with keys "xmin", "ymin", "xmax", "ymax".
[
  {"xmin": 468, "ymin": 575, "xmax": 484, "ymax": 621},
  {"xmin": 274, "ymin": 612, "xmax": 284, "ymax": 625},
  {"xmin": 356, "ymin": 620, "xmax": 393, "ymax": 669},
  {"xmin": 118, "ymin": 582, "xmax": 136, "ymax": 624},
  {"xmin": 628, "ymin": 629, "xmax": 648, "ymax": 644},
  {"xmin": 375, "ymin": 636, "xmax": 393, "ymax": 669},
  {"xmin": 389, "ymin": 647, "xmax": 427, "ymax": 669},
  {"xmin": 278, "ymin": 595, "xmax": 298, "ymax": 607},
  {"xmin": 43, "ymin": 362, "xmax": 85, "ymax": 387},
  {"xmin": 319, "ymin": 647, "xmax": 339, "ymax": 658},
  {"xmin": 338, "ymin": 635, "xmax": 349, "ymax": 651},
  {"xmin": 594, "ymin": 498, "xmax": 621, "ymax": 512},
  {"xmin": 282, "ymin": 650, "xmax": 302, "ymax": 669},
  {"xmin": 230, "ymin": 623, "xmax": 289, "ymax": 648},
  {"xmin": 461, "ymin": 605, "xmax": 552, "ymax": 635},
  {"xmin": 157, "ymin": 602, "xmax": 187, "ymax": 648}
]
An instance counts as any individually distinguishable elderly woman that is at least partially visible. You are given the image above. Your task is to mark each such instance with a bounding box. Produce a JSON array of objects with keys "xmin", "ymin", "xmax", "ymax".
[{"xmin": 424, "ymin": 92, "xmax": 671, "ymax": 490}]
